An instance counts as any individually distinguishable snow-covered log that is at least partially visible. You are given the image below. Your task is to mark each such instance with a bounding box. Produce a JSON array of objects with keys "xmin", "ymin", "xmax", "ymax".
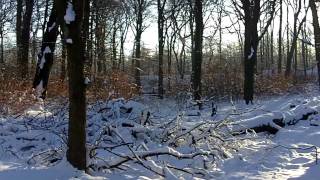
[{"xmin": 231, "ymin": 104, "xmax": 318, "ymax": 134}]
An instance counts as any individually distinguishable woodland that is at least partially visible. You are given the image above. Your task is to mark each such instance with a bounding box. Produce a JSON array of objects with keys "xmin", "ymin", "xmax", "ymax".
[{"xmin": 0, "ymin": 0, "xmax": 320, "ymax": 179}]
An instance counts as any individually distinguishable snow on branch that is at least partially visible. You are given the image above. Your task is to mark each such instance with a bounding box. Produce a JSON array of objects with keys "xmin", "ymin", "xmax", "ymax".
[
  {"xmin": 64, "ymin": 1, "xmax": 75, "ymax": 24},
  {"xmin": 248, "ymin": 47, "xmax": 254, "ymax": 60}
]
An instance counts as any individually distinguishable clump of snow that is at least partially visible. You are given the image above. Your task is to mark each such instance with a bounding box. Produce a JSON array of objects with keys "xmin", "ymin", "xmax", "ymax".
[
  {"xmin": 48, "ymin": 22, "xmax": 56, "ymax": 32},
  {"xmin": 84, "ymin": 77, "xmax": 91, "ymax": 85},
  {"xmin": 231, "ymin": 112, "xmax": 283, "ymax": 132},
  {"xmin": 110, "ymin": 98, "xmax": 124, "ymax": 119},
  {"xmin": 39, "ymin": 47, "xmax": 52, "ymax": 69},
  {"xmin": 64, "ymin": 1, "xmax": 75, "ymax": 24},
  {"xmin": 66, "ymin": 38, "xmax": 73, "ymax": 44},
  {"xmin": 248, "ymin": 47, "xmax": 255, "ymax": 59},
  {"xmin": 35, "ymin": 80, "xmax": 44, "ymax": 97}
]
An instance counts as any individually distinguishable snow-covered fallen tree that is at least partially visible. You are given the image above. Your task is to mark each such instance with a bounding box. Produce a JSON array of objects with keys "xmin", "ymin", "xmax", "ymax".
[
  {"xmin": 2, "ymin": 92, "xmax": 320, "ymax": 179},
  {"xmin": 85, "ymin": 99, "xmax": 240, "ymax": 178},
  {"xmin": 231, "ymin": 102, "xmax": 318, "ymax": 134},
  {"xmin": 0, "ymin": 97, "xmax": 243, "ymax": 179}
]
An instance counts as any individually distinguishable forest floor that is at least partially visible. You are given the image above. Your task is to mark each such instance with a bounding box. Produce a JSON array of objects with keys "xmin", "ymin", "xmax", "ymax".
[{"xmin": 0, "ymin": 84, "xmax": 320, "ymax": 179}]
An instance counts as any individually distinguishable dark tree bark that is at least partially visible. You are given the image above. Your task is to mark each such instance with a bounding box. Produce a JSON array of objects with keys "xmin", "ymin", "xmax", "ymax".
[
  {"xmin": 302, "ymin": 30, "xmax": 307, "ymax": 77},
  {"xmin": 218, "ymin": 1, "xmax": 223, "ymax": 63},
  {"xmin": 119, "ymin": 16, "xmax": 129, "ymax": 71},
  {"xmin": 286, "ymin": 0, "xmax": 290, "ymax": 71},
  {"xmin": 88, "ymin": 5, "xmax": 94, "ymax": 74},
  {"xmin": 133, "ymin": 0, "xmax": 147, "ymax": 88},
  {"xmin": 17, "ymin": 0, "xmax": 34, "ymax": 79},
  {"xmin": 191, "ymin": 0, "xmax": 203, "ymax": 101},
  {"xmin": 240, "ymin": 0, "xmax": 275, "ymax": 104},
  {"xmin": 134, "ymin": 32, "xmax": 142, "ymax": 87},
  {"xmin": 310, "ymin": 0, "xmax": 320, "ymax": 87},
  {"xmin": 270, "ymin": 22, "xmax": 274, "ymax": 74},
  {"xmin": 0, "ymin": 27, "xmax": 3, "ymax": 64},
  {"xmin": 112, "ymin": 15, "xmax": 117, "ymax": 69},
  {"xmin": 242, "ymin": 0, "xmax": 260, "ymax": 104},
  {"xmin": 166, "ymin": 31, "xmax": 173, "ymax": 89},
  {"xmin": 42, "ymin": 0, "xmax": 50, "ymax": 37},
  {"xmin": 278, "ymin": 0, "xmax": 283, "ymax": 74},
  {"xmin": 59, "ymin": 0, "xmax": 88, "ymax": 170},
  {"xmin": 16, "ymin": 0, "xmax": 22, "ymax": 66},
  {"xmin": 157, "ymin": 0, "xmax": 166, "ymax": 99},
  {"xmin": 82, "ymin": 0, "xmax": 91, "ymax": 78}
]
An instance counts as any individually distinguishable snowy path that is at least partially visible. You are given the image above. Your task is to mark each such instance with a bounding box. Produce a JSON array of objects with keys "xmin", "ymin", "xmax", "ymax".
[{"xmin": 218, "ymin": 119, "xmax": 320, "ymax": 180}]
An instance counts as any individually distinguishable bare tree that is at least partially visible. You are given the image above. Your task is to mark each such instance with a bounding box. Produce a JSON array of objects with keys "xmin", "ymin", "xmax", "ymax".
[
  {"xmin": 191, "ymin": 0, "xmax": 204, "ymax": 102},
  {"xmin": 34, "ymin": 0, "xmax": 88, "ymax": 170},
  {"xmin": 16, "ymin": 0, "xmax": 34, "ymax": 79},
  {"xmin": 285, "ymin": 0, "xmax": 308, "ymax": 77},
  {"xmin": 158, "ymin": 0, "xmax": 167, "ymax": 98},
  {"xmin": 59, "ymin": 0, "xmax": 88, "ymax": 170},
  {"xmin": 232, "ymin": 0, "xmax": 275, "ymax": 104},
  {"xmin": 129, "ymin": 0, "xmax": 152, "ymax": 87},
  {"xmin": 0, "ymin": 0, "xmax": 14, "ymax": 64},
  {"xmin": 310, "ymin": 0, "xmax": 320, "ymax": 86},
  {"xmin": 33, "ymin": 0, "xmax": 59, "ymax": 98},
  {"xmin": 278, "ymin": 0, "xmax": 283, "ymax": 74}
]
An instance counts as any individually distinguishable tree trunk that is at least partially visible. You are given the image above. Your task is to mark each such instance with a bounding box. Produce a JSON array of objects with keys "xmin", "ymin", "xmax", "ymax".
[
  {"xmin": 270, "ymin": 22, "xmax": 274, "ymax": 74},
  {"xmin": 88, "ymin": 8, "xmax": 94, "ymax": 77},
  {"xmin": 83, "ymin": 0, "xmax": 91, "ymax": 78},
  {"xmin": 16, "ymin": 0, "xmax": 22, "ymax": 69},
  {"xmin": 95, "ymin": 8, "xmax": 106, "ymax": 74},
  {"xmin": 191, "ymin": 0, "xmax": 203, "ymax": 101},
  {"xmin": 119, "ymin": 20, "xmax": 127, "ymax": 71},
  {"xmin": 33, "ymin": 0, "xmax": 88, "ymax": 170},
  {"xmin": 59, "ymin": 0, "xmax": 87, "ymax": 170},
  {"xmin": 157, "ymin": 0, "xmax": 166, "ymax": 99},
  {"xmin": 278, "ymin": 0, "xmax": 283, "ymax": 74},
  {"xmin": 112, "ymin": 16, "xmax": 117, "ymax": 70},
  {"xmin": 286, "ymin": 0, "xmax": 290, "ymax": 73},
  {"xmin": 218, "ymin": 1, "xmax": 223, "ymax": 63},
  {"xmin": 0, "ymin": 28, "xmax": 3, "ymax": 64},
  {"xmin": 285, "ymin": 0, "xmax": 305, "ymax": 77},
  {"xmin": 167, "ymin": 35, "xmax": 173, "ymax": 89},
  {"xmin": 134, "ymin": 0, "xmax": 145, "ymax": 88},
  {"xmin": 302, "ymin": 33, "xmax": 306, "ymax": 78},
  {"xmin": 310, "ymin": 0, "xmax": 320, "ymax": 87},
  {"xmin": 18, "ymin": 0, "xmax": 34, "ymax": 79},
  {"xmin": 42, "ymin": 0, "xmax": 50, "ymax": 37},
  {"xmin": 33, "ymin": 3, "xmax": 59, "ymax": 98},
  {"xmin": 243, "ymin": 0, "xmax": 260, "ymax": 104},
  {"xmin": 135, "ymin": 31, "xmax": 142, "ymax": 87}
]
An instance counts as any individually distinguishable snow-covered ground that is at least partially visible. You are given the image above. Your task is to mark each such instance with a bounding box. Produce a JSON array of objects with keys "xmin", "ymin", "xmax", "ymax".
[{"xmin": 1, "ymin": 84, "xmax": 320, "ymax": 179}]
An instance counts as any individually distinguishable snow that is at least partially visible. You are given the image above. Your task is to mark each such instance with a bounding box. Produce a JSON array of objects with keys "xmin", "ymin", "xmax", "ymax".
[
  {"xmin": 248, "ymin": 47, "xmax": 254, "ymax": 59},
  {"xmin": 35, "ymin": 80, "xmax": 44, "ymax": 97},
  {"xmin": 0, "ymin": 160, "xmax": 105, "ymax": 180},
  {"xmin": 39, "ymin": 46, "xmax": 51, "ymax": 69},
  {"xmin": 64, "ymin": 1, "xmax": 75, "ymax": 24},
  {"xmin": 2, "ymin": 84, "xmax": 320, "ymax": 179},
  {"xmin": 84, "ymin": 77, "xmax": 91, "ymax": 85},
  {"xmin": 47, "ymin": 22, "xmax": 56, "ymax": 32},
  {"xmin": 66, "ymin": 38, "xmax": 73, "ymax": 44},
  {"xmin": 218, "ymin": 120, "xmax": 320, "ymax": 179}
]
